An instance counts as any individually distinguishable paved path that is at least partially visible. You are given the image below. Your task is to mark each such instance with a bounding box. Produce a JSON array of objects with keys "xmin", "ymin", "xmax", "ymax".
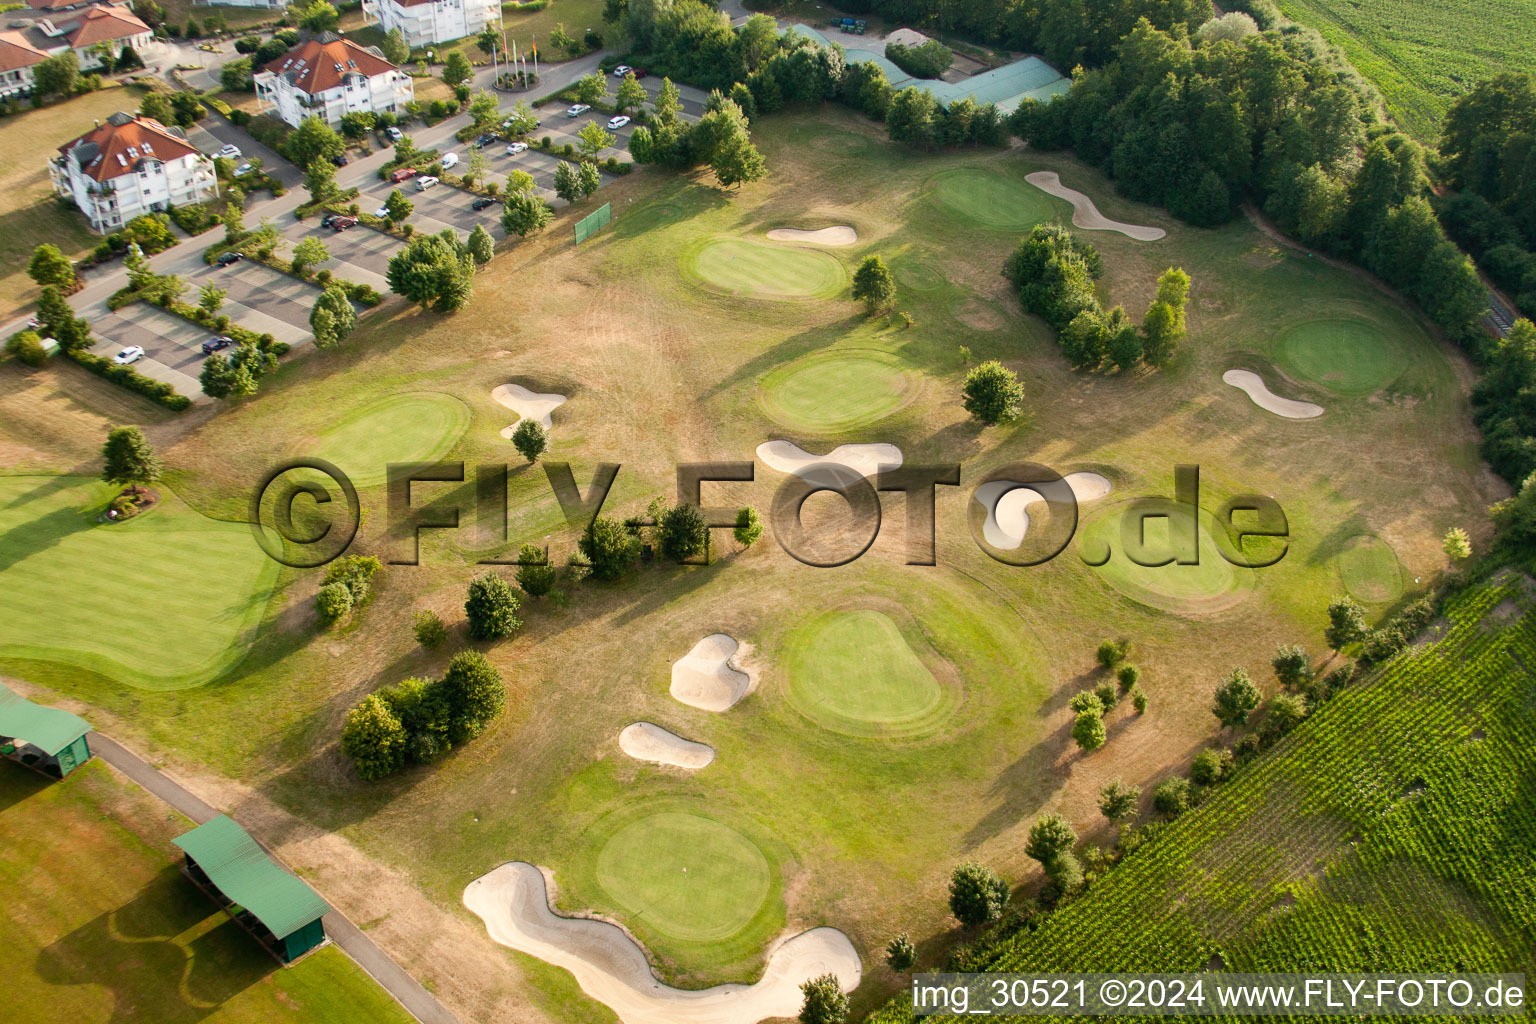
[{"xmin": 91, "ymin": 733, "xmax": 461, "ymax": 1024}]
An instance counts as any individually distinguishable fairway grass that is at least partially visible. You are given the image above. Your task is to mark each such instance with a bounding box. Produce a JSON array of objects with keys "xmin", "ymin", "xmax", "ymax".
[
  {"xmin": 0, "ymin": 759, "xmax": 415, "ymax": 1024},
  {"xmin": 757, "ymin": 349, "xmax": 920, "ymax": 433},
  {"xmin": 594, "ymin": 812, "xmax": 772, "ymax": 942},
  {"xmin": 303, "ymin": 392, "xmax": 471, "ymax": 488},
  {"xmin": 1335, "ymin": 534, "xmax": 1405, "ymax": 604},
  {"xmin": 1274, "ymin": 317, "xmax": 1396, "ymax": 396},
  {"xmin": 0, "ymin": 476, "xmax": 276, "ymax": 690},
  {"xmin": 684, "ymin": 237, "xmax": 848, "ymax": 299},
  {"xmin": 928, "ymin": 167, "xmax": 1058, "ymax": 230},
  {"xmin": 783, "ymin": 609, "xmax": 948, "ymax": 737}
]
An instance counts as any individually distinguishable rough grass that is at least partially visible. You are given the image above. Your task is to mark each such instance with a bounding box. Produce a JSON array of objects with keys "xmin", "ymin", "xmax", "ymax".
[
  {"xmin": 0, "ymin": 85, "xmax": 149, "ymax": 325},
  {"xmin": 0, "ymin": 476, "xmax": 277, "ymax": 690},
  {"xmin": 497, "ymin": 0, "xmax": 610, "ymax": 59},
  {"xmin": 0, "ymin": 759, "xmax": 416, "ymax": 1024}
]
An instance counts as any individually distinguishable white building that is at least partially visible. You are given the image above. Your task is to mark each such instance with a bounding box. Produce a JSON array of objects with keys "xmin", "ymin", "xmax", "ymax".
[
  {"xmin": 362, "ymin": 0, "xmax": 499, "ymax": 50},
  {"xmin": 50, "ymin": 112, "xmax": 219, "ymax": 233},
  {"xmin": 30, "ymin": 5, "xmax": 152, "ymax": 70},
  {"xmin": 0, "ymin": 30, "xmax": 50, "ymax": 99},
  {"xmin": 253, "ymin": 32, "xmax": 414, "ymax": 129}
]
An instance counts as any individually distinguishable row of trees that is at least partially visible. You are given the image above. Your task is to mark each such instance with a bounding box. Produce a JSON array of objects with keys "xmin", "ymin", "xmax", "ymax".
[
  {"xmin": 341, "ymin": 650, "xmax": 505, "ymax": 779},
  {"xmin": 629, "ymin": 81, "xmax": 766, "ymax": 189}
]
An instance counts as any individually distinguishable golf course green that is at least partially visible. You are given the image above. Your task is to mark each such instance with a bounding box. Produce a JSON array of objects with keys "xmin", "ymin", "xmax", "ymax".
[
  {"xmin": 929, "ymin": 167, "xmax": 1057, "ymax": 229},
  {"xmin": 783, "ymin": 609, "xmax": 947, "ymax": 737},
  {"xmin": 594, "ymin": 812, "xmax": 772, "ymax": 942},
  {"xmin": 0, "ymin": 476, "xmax": 276, "ymax": 690},
  {"xmin": 1335, "ymin": 534, "xmax": 1404, "ymax": 603},
  {"xmin": 758, "ymin": 349, "xmax": 919, "ymax": 432},
  {"xmin": 304, "ymin": 392, "xmax": 470, "ymax": 488},
  {"xmin": 1081, "ymin": 505, "xmax": 1255, "ymax": 615},
  {"xmin": 1274, "ymin": 318, "xmax": 1396, "ymax": 396},
  {"xmin": 684, "ymin": 237, "xmax": 848, "ymax": 299}
]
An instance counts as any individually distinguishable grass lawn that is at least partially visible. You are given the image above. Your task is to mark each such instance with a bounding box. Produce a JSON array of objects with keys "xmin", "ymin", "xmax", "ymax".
[
  {"xmin": 1273, "ymin": 315, "xmax": 1398, "ymax": 396},
  {"xmin": 0, "ymin": 759, "xmax": 416, "ymax": 1024},
  {"xmin": 0, "ymin": 476, "xmax": 277, "ymax": 690},
  {"xmin": 0, "ymin": 85, "xmax": 149, "ymax": 325},
  {"xmin": 302, "ymin": 392, "xmax": 471, "ymax": 488},
  {"xmin": 782, "ymin": 609, "xmax": 946, "ymax": 736},
  {"xmin": 929, "ymin": 165, "xmax": 1058, "ymax": 230},
  {"xmin": 1334, "ymin": 533, "xmax": 1404, "ymax": 604},
  {"xmin": 498, "ymin": 0, "xmax": 610, "ymax": 60}
]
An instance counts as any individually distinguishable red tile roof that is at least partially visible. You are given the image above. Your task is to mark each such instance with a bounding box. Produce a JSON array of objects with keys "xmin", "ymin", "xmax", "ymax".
[
  {"xmin": 64, "ymin": 5, "xmax": 149, "ymax": 48},
  {"xmin": 0, "ymin": 29, "xmax": 49, "ymax": 73},
  {"xmin": 262, "ymin": 32, "xmax": 397, "ymax": 95},
  {"xmin": 58, "ymin": 111, "xmax": 204, "ymax": 183}
]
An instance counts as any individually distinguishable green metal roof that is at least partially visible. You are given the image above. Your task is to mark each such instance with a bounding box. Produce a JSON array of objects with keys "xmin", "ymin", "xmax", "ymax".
[
  {"xmin": 172, "ymin": 815, "xmax": 331, "ymax": 939},
  {"xmin": 0, "ymin": 680, "xmax": 91, "ymax": 756}
]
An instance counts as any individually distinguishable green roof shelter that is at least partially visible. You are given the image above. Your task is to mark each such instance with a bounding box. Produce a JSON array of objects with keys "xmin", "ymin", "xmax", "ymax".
[
  {"xmin": 0, "ymin": 680, "xmax": 92, "ymax": 778},
  {"xmin": 172, "ymin": 815, "xmax": 332, "ymax": 965}
]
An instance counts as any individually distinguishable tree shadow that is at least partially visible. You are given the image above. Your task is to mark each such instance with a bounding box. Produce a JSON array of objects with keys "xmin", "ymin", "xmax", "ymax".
[
  {"xmin": 962, "ymin": 716, "xmax": 1074, "ymax": 850},
  {"xmin": 0, "ymin": 500, "xmax": 98, "ymax": 574}
]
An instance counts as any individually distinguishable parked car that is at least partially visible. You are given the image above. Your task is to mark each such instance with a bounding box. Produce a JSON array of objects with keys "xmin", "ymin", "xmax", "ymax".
[
  {"xmin": 632, "ymin": 68, "xmax": 648, "ymax": 79},
  {"xmin": 330, "ymin": 152, "xmax": 349, "ymax": 167},
  {"xmin": 234, "ymin": 162, "xmax": 253, "ymax": 177},
  {"xmin": 113, "ymin": 345, "xmax": 144, "ymax": 365},
  {"xmin": 331, "ymin": 216, "xmax": 358, "ymax": 231},
  {"xmin": 612, "ymin": 64, "xmax": 632, "ymax": 77},
  {"xmin": 506, "ymin": 141, "xmax": 528, "ymax": 155},
  {"xmin": 472, "ymin": 197, "xmax": 501, "ymax": 210},
  {"xmin": 374, "ymin": 204, "xmax": 391, "ymax": 218},
  {"xmin": 441, "ymin": 152, "xmax": 459, "ymax": 169},
  {"xmin": 215, "ymin": 250, "xmax": 244, "ymax": 267},
  {"xmin": 566, "ymin": 104, "xmax": 590, "ymax": 117},
  {"xmin": 319, "ymin": 213, "xmax": 338, "ymax": 227},
  {"xmin": 474, "ymin": 133, "xmax": 496, "ymax": 148},
  {"xmin": 217, "ymin": 143, "xmax": 242, "ymax": 159},
  {"xmin": 607, "ymin": 115, "xmax": 630, "ymax": 130},
  {"xmin": 415, "ymin": 175, "xmax": 439, "ymax": 191},
  {"xmin": 26, "ymin": 316, "xmax": 40, "ymax": 329},
  {"xmin": 389, "ymin": 166, "xmax": 417, "ymax": 183},
  {"xmin": 385, "ymin": 126, "xmax": 403, "ymax": 142},
  {"xmin": 201, "ymin": 336, "xmax": 233, "ymax": 355}
]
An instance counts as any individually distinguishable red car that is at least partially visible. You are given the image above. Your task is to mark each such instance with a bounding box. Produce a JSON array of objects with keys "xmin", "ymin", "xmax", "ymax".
[
  {"xmin": 632, "ymin": 68, "xmax": 648, "ymax": 79},
  {"xmin": 389, "ymin": 166, "xmax": 417, "ymax": 183},
  {"xmin": 331, "ymin": 216, "xmax": 358, "ymax": 231}
]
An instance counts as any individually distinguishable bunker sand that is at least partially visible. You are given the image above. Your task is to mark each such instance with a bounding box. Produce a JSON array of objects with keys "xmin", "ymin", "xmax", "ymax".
[
  {"xmin": 492, "ymin": 383, "xmax": 567, "ymax": 439},
  {"xmin": 619, "ymin": 722, "xmax": 715, "ymax": 770},
  {"xmin": 764, "ymin": 226, "xmax": 858, "ymax": 246},
  {"xmin": 1222, "ymin": 369, "xmax": 1324, "ymax": 419},
  {"xmin": 756, "ymin": 440, "xmax": 904, "ymax": 482},
  {"xmin": 1025, "ymin": 171, "xmax": 1166, "ymax": 241},
  {"xmin": 975, "ymin": 472, "xmax": 1113, "ymax": 548},
  {"xmin": 671, "ymin": 634, "xmax": 758, "ymax": 712},
  {"xmin": 464, "ymin": 862, "xmax": 861, "ymax": 1024}
]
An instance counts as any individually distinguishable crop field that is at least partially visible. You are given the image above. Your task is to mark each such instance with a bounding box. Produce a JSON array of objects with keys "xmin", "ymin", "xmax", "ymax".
[{"xmin": 1273, "ymin": 0, "xmax": 1536, "ymax": 138}]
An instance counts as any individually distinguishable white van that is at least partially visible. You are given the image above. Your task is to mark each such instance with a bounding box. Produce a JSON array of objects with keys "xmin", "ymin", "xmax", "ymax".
[
  {"xmin": 416, "ymin": 175, "xmax": 440, "ymax": 191},
  {"xmin": 440, "ymin": 152, "xmax": 459, "ymax": 169}
]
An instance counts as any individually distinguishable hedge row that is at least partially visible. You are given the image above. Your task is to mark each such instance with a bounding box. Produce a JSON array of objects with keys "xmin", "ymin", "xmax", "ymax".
[{"xmin": 67, "ymin": 349, "xmax": 192, "ymax": 411}]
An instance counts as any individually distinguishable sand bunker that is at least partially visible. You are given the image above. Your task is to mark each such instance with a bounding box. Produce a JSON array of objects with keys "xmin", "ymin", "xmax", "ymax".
[
  {"xmin": 671, "ymin": 634, "xmax": 758, "ymax": 713},
  {"xmin": 1025, "ymin": 171, "xmax": 1166, "ymax": 241},
  {"xmin": 756, "ymin": 440, "xmax": 904, "ymax": 482},
  {"xmin": 1222, "ymin": 369, "xmax": 1324, "ymax": 420},
  {"xmin": 492, "ymin": 383, "xmax": 567, "ymax": 439},
  {"xmin": 975, "ymin": 472, "xmax": 1112, "ymax": 548},
  {"xmin": 619, "ymin": 722, "xmax": 716, "ymax": 770},
  {"xmin": 464, "ymin": 863, "xmax": 861, "ymax": 1024},
  {"xmin": 765, "ymin": 226, "xmax": 858, "ymax": 246}
]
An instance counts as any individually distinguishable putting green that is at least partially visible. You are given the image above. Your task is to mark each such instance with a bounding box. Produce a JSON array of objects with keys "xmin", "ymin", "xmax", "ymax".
[
  {"xmin": 1081, "ymin": 505, "xmax": 1255, "ymax": 615},
  {"xmin": 1274, "ymin": 319, "xmax": 1395, "ymax": 396},
  {"xmin": 758, "ymin": 349, "xmax": 919, "ymax": 432},
  {"xmin": 889, "ymin": 252, "xmax": 944, "ymax": 292},
  {"xmin": 930, "ymin": 168, "xmax": 1057, "ymax": 230},
  {"xmin": 1335, "ymin": 534, "xmax": 1404, "ymax": 604},
  {"xmin": 783, "ymin": 609, "xmax": 948, "ymax": 737},
  {"xmin": 594, "ymin": 812, "xmax": 771, "ymax": 942},
  {"xmin": 684, "ymin": 238, "xmax": 847, "ymax": 300},
  {"xmin": 0, "ymin": 476, "xmax": 277, "ymax": 690},
  {"xmin": 615, "ymin": 202, "xmax": 684, "ymax": 237},
  {"xmin": 305, "ymin": 392, "xmax": 470, "ymax": 488}
]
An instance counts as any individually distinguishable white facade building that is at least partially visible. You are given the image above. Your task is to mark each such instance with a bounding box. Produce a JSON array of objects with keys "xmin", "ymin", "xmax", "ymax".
[
  {"xmin": 50, "ymin": 112, "xmax": 219, "ymax": 233},
  {"xmin": 253, "ymin": 32, "xmax": 414, "ymax": 129},
  {"xmin": 0, "ymin": 30, "xmax": 50, "ymax": 99},
  {"xmin": 363, "ymin": 0, "xmax": 499, "ymax": 50}
]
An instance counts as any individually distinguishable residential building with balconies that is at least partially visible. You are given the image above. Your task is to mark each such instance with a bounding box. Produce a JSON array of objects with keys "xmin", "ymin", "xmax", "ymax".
[
  {"xmin": 253, "ymin": 32, "xmax": 414, "ymax": 129},
  {"xmin": 362, "ymin": 0, "xmax": 499, "ymax": 50},
  {"xmin": 50, "ymin": 111, "xmax": 218, "ymax": 233}
]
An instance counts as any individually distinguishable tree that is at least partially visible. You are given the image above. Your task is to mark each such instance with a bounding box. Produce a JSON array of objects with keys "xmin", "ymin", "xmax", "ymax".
[
  {"xmin": 197, "ymin": 284, "xmax": 226, "ymax": 317},
  {"xmin": 659, "ymin": 502, "xmax": 708, "ymax": 562},
  {"xmin": 1325, "ymin": 595, "xmax": 1368, "ymax": 650},
  {"xmin": 220, "ymin": 56, "xmax": 254, "ymax": 92},
  {"xmin": 467, "ymin": 224, "xmax": 494, "ymax": 265},
  {"xmin": 169, "ymin": 91, "xmax": 205, "ymax": 127},
  {"xmin": 316, "ymin": 581, "xmax": 353, "ymax": 623},
  {"xmin": 1068, "ymin": 690, "xmax": 1103, "ymax": 715},
  {"xmin": 36, "ymin": 286, "xmax": 89, "ymax": 351},
  {"xmin": 654, "ymin": 77, "xmax": 681, "ymax": 122},
  {"xmin": 340, "ymin": 111, "xmax": 376, "ymax": 140},
  {"xmin": 101, "ymin": 426, "xmax": 161, "ymax": 492},
  {"xmin": 5, "ymin": 331, "xmax": 46, "ymax": 367},
  {"xmin": 577, "ymin": 160, "xmax": 602, "ymax": 198},
  {"xmin": 1211, "ymin": 667, "xmax": 1261, "ymax": 728},
  {"xmin": 296, "ymin": 0, "xmax": 339, "ymax": 33},
  {"xmin": 710, "ymin": 129, "xmax": 766, "ymax": 188},
  {"xmin": 798, "ymin": 974, "xmax": 848, "ymax": 1024},
  {"xmin": 514, "ymin": 544, "xmax": 557, "ymax": 597},
  {"xmin": 553, "ymin": 161, "xmax": 582, "ymax": 204},
  {"xmin": 511, "ymin": 418, "xmax": 547, "ymax": 462},
  {"xmin": 616, "ymin": 72, "xmax": 646, "ymax": 114},
  {"xmin": 33, "ymin": 52, "xmax": 79, "ymax": 98},
  {"xmin": 442, "ymin": 50, "xmax": 473, "ymax": 87},
  {"xmin": 733, "ymin": 506, "xmax": 763, "ymax": 547},
  {"xmin": 1190, "ymin": 747, "xmax": 1232, "ymax": 784},
  {"xmin": 501, "ymin": 189, "xmax": 554, "ymax": 236},
  {"xmin": 28, "ymin": 244, "xmax": 74, "ymax": 288},
  {"xmin": 1072, "ymin": 708, "xmax": 1107, "ymax": 750},
  {"xmin": 382, "ymin": 27, "xmax": 410, "ymax": 64},
  {"xmin": 115, "ymin": 45, "xmax": 144, "ymax": 73},
  {"xmin": 291, "ymin": 235, "xmax": 329, "ymax": 275},
  {"xmin": 1443, "ymin": 526, "xmax": 1472, "ymax": 562},
  {"xmin": 1271, "ymin": 644, "xmax": 1312, "ymax": 690},
  {"xmin": 341, "ymin": 694, "xmax": 407, "ymax": 780},
  {"xmin": 139, "ymin": 90, "xmax": 173, "ymax": 124},
  {"xmin": 885, "ymin": 87, "xmax": 939, "ymax": 149},
  {"xmin": 573, "ymin": 72, "xmax": 606, "ymax": 106},
  {"xmin": 1141, "ymin": 267, "xmax": 1190, "ymax": 365},
  {"xmin": 851, "ymin": 255, "xmax": 895, "ymax": 312},
  {"xmin": 303, "ymin": 156, "xmax": 338, "ymax": 204},
  {"xmin": 1024, "ymin": 813, "xmax": 1076, "ymax": 867},
  {"xmin": 383, "ymin": 188, "xmax": 414, "ymax": 225},
  {"xmin": 476, "ymin": 27, "xmax": 499, "ymax": 56},
  {"xmin": 310, "ymin": 285, "xmax": 355, "ymax": 348},
  {"xmin": 413, "ymin": 609, "xmax": 447, "ymax": 648},
  {"xmin": 124, "ymin": 242, "xmax": 154, "ymax": 291},
  {"xmin": 1132, "ymin": 687, "xmax": 1148, "ymax": 713},
  {"xmin": 961, "ymin": 361, "xmax": 1024, "ymax": 424},
  {"xmin": 577, "ymin": 120, "xmax": 615, "ymax": 161},
  {"xmin": 876, "ymin": 931, "xmax": 915, "ymax": 975},
  {"xmin": 1153, "ymin": 777, "xmax": 1190, "ymax": 817},
  {"xmin": 1097, "ymin": 638, "xmax": 1130, "ymax": 667},
  {"xmin": 1116, "ymin": 663, "xmax": 1141, "ymax": 691},
  {"xmin": 1098, "ymin": 778, "xmax": 1140, "ymax": 821},
  {"xmin": 948, "ymin": 862, "xmax": 1008, "ymax": 926},
  {"xmin": 287, "ymin": 116, "xmax": 344, "ymax": 169},
  {"xmin": 386, "ymin": 231, "xmax": 475, "ymax": 312},
  {"xmin": 579, "ymin": 514, "xmax": 640, "ymax": 579},
  {"xmin": 440, "ymin": 649, "xmax": 506, "ymax": 742},
  {"xmin": 464, "ymin": 571, "xmax": 522, "ymax": 641}
]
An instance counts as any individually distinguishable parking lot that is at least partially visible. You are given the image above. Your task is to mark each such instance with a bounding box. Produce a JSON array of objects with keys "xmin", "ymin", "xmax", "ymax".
[
  {"xmin": 283, "ymin": 215, "xmax": 397, "ymax": 288},
  {"xmin": 89, "ymin": 304, "xmax": 219, "ymax": 398},
  {"xmin": 211, "ymin": 259, "xmax": 323, "ymax": 337}
]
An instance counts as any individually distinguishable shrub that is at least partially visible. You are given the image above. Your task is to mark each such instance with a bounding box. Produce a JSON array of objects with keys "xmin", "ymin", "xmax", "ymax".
[
  {"xmin": 884, "ymin": 933, "xmax": 916, "ymax": 972},
  {"xmin": 1131, "ymin": 687, "xmax": 1148, "ymax": 713},
  {"xmin": 1072, "ymin": 708, "xmax": 1106, "ymax": 750},
  {"xmin": 962, "ymin": 360, "xmax": 1024, "ymax": 424},
  {"xmin": 580, "ymin": 514, "xmax": 640, "ymax": 579},
  {"xmin": 5, "ymin": 330, "xmax": 46, "ymax": 366},
  {"xmin": 1024, "ymin": 812, "xmax": 1076, "ymax": 867},
  {"xmin": 341, "ymin": 694, "xmax": 407, "ymax": 780},
  {"xmin": 564, "ymin": 550, "xmax": 593, "ymax": 582},
  {"xmin": 733, "ymin": 506, "xmax": 763, "ymax": 547},
  {"xmin": 464, "ymin": 571, "xmax": 522, "ymax": 641},
  {"xmin": 66, "ymin": 349, "xmax": 192, "ymax": 411},
  {"xmin": 323, "ymin": 554, "xmax": 381, "ymax": 605},
  {"xmin": 1094, "ymin": 680, "xmax": 1118, "ymax": 710},
  {"xmin": 1262, "ymin": 692, "xmax": 1309, "ymax": 738},
  {"xmin": 1098, "ymin": 777, "xmax": 1140, "ymax": 820},
  {"xmin": 316, "ymin": 581, "xmax": 353, "ymax": 623},
  {"xmin": 1097, "ymin": 638, "xmax": 1130, "ymax": 667},
  {"xmin": 659, "ymin": 502, "xmax": 708, "ymax": 562},
  {"xmin": 949, "ymin": 862, "xmax": 1009, "ymax": 926},
  {"xmin": 1116, "ymin": 663, "xmax": 1141, "ymax": 691},
  {"xmin": 799, "ymin": 973, "xmax": 849, "ymax": 1024},
  {"xmin": 1153, "ymin": 776, "xmax": 1190, "ymax": 816},
  {"xmin": 514, "ymin": 544, "xmax": 557, "ymax": 597},
  {"xmin": 1212, "ymin": 667, "xmax": 1261, "ymax": 728},
  {"xmin": 884, "ymin": 39, "xmax": 952, "ymax": 79},
  {"xmin": 1067, "ymin": 690, "xmax": 1103, "ymax": 715},
  {"xmin": 413, "ymin": 609, "xmax": 447, "ymax": 648},
  {"xmin": 1190, "ymin": 747, "xmax": 1232, "ymax": 785}
]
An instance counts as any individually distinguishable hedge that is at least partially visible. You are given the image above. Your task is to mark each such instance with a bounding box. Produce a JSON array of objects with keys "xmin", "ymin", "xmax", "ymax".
[{"xmin": 66, "ymin": 349, "xmax": 192, "ymax": 410}]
